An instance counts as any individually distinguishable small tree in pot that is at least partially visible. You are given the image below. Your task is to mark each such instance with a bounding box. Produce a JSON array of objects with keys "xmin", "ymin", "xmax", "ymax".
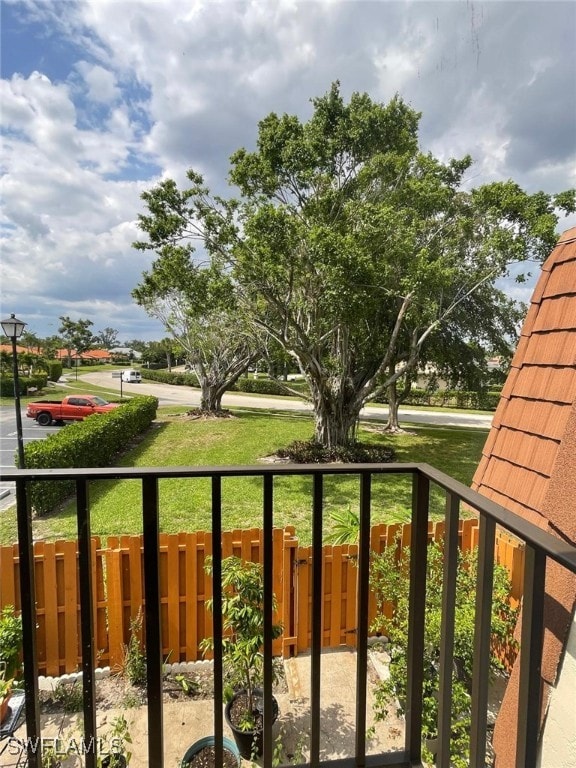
[{"xmin": 202, "ymin": 556, "xmax": 283, "ymax": 759}]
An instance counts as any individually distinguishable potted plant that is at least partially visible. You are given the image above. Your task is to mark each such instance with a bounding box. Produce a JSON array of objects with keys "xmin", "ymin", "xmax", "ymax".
[
  {"xmin": 98, "ymin": 714, "xmax": 133, "ymax": 767},
  {"xmin": 181, "ymin": 735, "xmax": 240, "ymax": 768},
  {"xmin": 0, "ymin": 670, "xmax": 14, "ymax": 724},
  {"xmin": 0, "ymin": 606, "xmax": 23, "ymax": 681},
  {"xmin": 41, "ymin": 744, "xmax": 61, "ymax": 768},
  {"xmin": 202, "ymin": 556, "xmax": 283, "ymax": 760}
]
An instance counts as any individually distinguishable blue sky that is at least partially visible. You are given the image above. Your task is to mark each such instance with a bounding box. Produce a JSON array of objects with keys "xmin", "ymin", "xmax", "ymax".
[{"xmin": 1, "ymin": 0, "xmax": 575, "ymax": 343}]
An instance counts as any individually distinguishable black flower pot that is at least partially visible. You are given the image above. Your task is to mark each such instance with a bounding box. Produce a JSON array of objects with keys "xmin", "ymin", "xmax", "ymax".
[{"xmin": 224, "ymin": 688, "xmax": 279, "ymax": 760}]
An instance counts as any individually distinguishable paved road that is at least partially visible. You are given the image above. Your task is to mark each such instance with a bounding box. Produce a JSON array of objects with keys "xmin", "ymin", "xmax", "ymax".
[
  {"xmin": 80, "ymin": 371, "xmax": 493, "ymax": 429},
  {"xmin": 0, "ymin": 374, "xmax": 491, "ymax": 511},
  {"xmin": 0, "ymin": 407, "xmax": 64, "ymax": 509}
]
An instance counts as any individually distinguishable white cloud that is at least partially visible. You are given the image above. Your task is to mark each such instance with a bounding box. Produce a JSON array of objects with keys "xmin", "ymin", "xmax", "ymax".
[
  {"xmin": 1, "ymin": 0, "xmax": 574, "ymax": 339},
  {"xmin": 75, "ymin": 61, "xmax": 121, "ymax": 104}
]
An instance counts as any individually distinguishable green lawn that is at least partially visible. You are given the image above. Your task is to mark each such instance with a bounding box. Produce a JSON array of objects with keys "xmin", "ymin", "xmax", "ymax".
[{"xmin": 0, "ymin": 408, "xmax": 488, "ymax": 545}]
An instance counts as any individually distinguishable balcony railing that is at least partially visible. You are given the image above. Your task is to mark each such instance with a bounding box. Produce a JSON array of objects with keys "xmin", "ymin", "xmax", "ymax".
[{"xmin": 4, "ymin": 462, "xmax": 576, "ymax": 768}]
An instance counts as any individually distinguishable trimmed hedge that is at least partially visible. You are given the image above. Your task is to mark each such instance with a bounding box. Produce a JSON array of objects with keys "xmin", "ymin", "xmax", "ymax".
[
  {"xmin": 24, "ymin": 395, "xmax": 158, "ymax": 516},
  {"xmin": 236, "ymin": 377, "xmax": 309, "ymax": 396},
  {"xmin": 140, "ymin": 369, "xmax": 310, "ymax": 397},
  {"xmin": 140, "ymin": 369, "xmax": 202, "ymax": 387},
  {"xmin": 0, "ymin": 374, "xmax": 48, "ymax": 397},
  {"xmin": 373, "ymin": 388, "xmax": 500, "ymax": 411},
  {"xmin": 139, "ymin": 368, "xmax": 499, "ymax": 411}
]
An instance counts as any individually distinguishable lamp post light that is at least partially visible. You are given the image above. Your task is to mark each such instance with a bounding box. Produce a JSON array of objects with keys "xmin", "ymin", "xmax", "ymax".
[{"xmin": 1, "ymin": 313, "xmax": 27, "ymax": 468}]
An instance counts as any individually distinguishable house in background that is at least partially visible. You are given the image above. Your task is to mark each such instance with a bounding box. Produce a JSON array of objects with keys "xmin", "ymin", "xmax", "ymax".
[
  {"xmin": 55, "ymin": 348, "xmax": 113, "ymax": 366},
  {"xmin": 471, "ymin": 226, "xmax": 576, "ymax": 766}
]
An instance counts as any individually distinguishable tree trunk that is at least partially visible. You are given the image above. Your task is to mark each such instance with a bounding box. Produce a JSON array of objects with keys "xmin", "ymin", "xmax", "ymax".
[
  {"xmin": 200, "ymin": 383, "xmax": 224, "ymax": 412},
  {"xmin": 310, "ymin": 381, "xmax": 361, "ymax": 447},
  {"xmin": 384, "ymin": 381, "xmax": 403, "ymax": 432}
]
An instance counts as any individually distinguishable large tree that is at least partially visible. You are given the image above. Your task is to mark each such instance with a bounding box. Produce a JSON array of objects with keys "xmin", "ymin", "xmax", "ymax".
[
  {"xmin": 58, "ymin": 316, "xmax": 95, "ymax": 368},
  {"xmin": 97, "ymin": 327, "xmax": 120, "ymax": 349},
  {"xmin": 134, "ymin": 83, "xmax": 574, "ymax": 446},
  {"xmin": 382, "ymin": 280, "xmax": 524, "ymax": 430},
  {"xmin": 132, "ymin": 247, "xmax": 257, "ymax": 412}
]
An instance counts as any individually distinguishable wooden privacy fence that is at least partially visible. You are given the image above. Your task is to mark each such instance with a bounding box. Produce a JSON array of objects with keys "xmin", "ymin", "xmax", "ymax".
[{"xmin": 0, "ymin": 520, "xmax": 524, "ymax": 676}]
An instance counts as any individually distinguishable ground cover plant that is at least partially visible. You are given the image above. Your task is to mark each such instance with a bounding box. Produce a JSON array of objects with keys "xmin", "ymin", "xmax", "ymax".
[{"xmin": 0, "ymin": 407, "xmax": 487, "ymax": 545}]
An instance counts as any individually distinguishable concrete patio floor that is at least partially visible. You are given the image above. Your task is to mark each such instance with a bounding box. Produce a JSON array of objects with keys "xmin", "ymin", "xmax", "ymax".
[{"xmin": 5, "ymin": 647, "xmax": 404, "ymax": 766}]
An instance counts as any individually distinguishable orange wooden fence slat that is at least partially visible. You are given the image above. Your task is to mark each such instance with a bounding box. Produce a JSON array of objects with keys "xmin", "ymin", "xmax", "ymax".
[
  {"xmin": 0, "ymin": 520, "xmax": 524, "ymax": 674},
  {"xmin": 106, "ymin": 548, "xmax": 124, "ymax": 671},
  {"xmin": 59, "ymin": 540, "xmax": 79, "ymax": 672}
]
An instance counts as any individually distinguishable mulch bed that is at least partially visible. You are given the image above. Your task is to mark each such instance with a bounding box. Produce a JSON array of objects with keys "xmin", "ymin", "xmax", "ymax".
[{"xmin": 39, "ymin": 667, "xmax": 217, "ymax": 714}]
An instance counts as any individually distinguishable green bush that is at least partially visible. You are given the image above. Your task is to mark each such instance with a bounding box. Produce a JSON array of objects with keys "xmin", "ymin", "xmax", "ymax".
[
  {"xmin": 370, "ymin": 541, "xmax": 518, "ymax": 766},
  {"xmin": 0, "ymin": 605, "xmax": 23, "ymax": 679},
  {"xmin": 276, "ymin": 440, "xmax": 396, "ymax": 464},
  {"xmin": 236, "ymin": 377, "xmax": 299, "ymax": 396},
  {"xmin": 0, "ymin": 374, "xmax": 48, "ymax": 397},
  {"xmin": 46, "ymin": 360, "xmax": 63, "ymax": 382},
  {"xmin": 372, "ymin": 387, "xmax": 500, "ymax": 411},
  {"xmin": 139, "ymin": 368, "xmax": 313, "ymax": 398},
  {"xmin": 24, "ymin": 395, "xmax": 158, "ymax": 516},
  {"xmin": 140, "ymin": 368, "xmax": 202, "ymax": 388}
]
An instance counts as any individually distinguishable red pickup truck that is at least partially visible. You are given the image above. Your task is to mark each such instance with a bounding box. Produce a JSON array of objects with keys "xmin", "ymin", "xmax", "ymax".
[{"xmin": 26, "ymin": 395, "xmax": 119, "ymax": 426}]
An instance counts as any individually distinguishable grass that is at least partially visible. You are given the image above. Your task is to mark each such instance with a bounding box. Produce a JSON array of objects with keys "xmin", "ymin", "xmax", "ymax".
[{"xmin": 0, "ymin": 407, "xmax": 488, "ymax": 546}]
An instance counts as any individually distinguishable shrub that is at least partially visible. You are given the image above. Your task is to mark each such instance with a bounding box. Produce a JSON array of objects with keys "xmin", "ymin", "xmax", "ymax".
[
  {"xmin": 276, "ymin": 440, "xmax": 396, "ymax": 464},
  {"xmin": 370, "ymin": 541, "xmax": 519, "ymax": 766},
  {"xmin": 46, "ymin": 360, "xmax": 63, "ymax": 382},
  {"xmin": 236, "ymin": 377, "xmax": 308, "ymax": 396},
  {"xmin": 0, "ymin": 606, "xmax": 23, "ymax": 679},
  {"xmin": 0, "ymin": 374, "xmax": 48, "ymax": 397},
  {"xmin": 140, "ymin": 368, "xmax": 202, "ymax": 388},
  {"xmin": 25, "ymin": 395, "xmax": 158, "ymax": 515}
]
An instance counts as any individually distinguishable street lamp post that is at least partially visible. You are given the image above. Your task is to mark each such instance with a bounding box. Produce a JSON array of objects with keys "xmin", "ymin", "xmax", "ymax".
[{"xmin": 1, "ymin": 313, "xmax": 27, "ymax": 468}]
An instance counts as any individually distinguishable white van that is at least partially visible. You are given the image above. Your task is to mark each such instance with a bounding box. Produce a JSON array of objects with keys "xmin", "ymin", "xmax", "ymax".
[{"xmin": 121, "ymin": 369, "xmax": 142, "ymax": 383}]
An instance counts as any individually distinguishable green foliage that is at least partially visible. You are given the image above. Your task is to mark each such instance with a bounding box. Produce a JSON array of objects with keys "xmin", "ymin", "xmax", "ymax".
[
  {"xmin": 0, "ymin": 605, "xmax": 23, "ymax": 679},
  {"xmin": 172, "ymin": 673, "xmax": 200, "ymax": 696},
  {"xmin": 50, "ymin": 679, "xmax": 84, "ymax": 713},
  {"xmin": 118, "ymin": 610, "xmax": 147, "ymax": 687},
  {"xmin": 236, "ymin": 377, "xmax": 306, "ymax": 396},
  {"xmin": 0, "ymin": 374, "xmax": 48, "ymax": 397},
  {"xmin": 202, "ymin": 556, "xmax": 283, "ymax": 716},
  {"xmin": 99, "ymin": 714, "xmax": 133, "ymax": 767},
  {"xmin": 276, "ymin": 439, "xmax": 395, "ymax": 464},
  {"xmin": 373, "ymin": 387, "xmax": 501, "ymax": 411},
  {"xmin": 141, "ymin": 368, "xmax": 201, "ymax": 387},
  {"xmin": 46, "ymin": 360, "xmax": 63, "ymax": 382},
  {"xmin": 370, "ymin": 540, "xmax": 519, "ymax": 766},
  {"xmin": 58, "ymin": 316, "xmax": 95, "ymax": 360},
  {"xmin": 328, "ymin": 507, "xmax": 360, "ymax": 545},
  {"xmin": 134, "ymin": 81, "xmax": 573, "ymax": 444},
  {"xmin": 24, "ymin": 395, "xmax": 158, "ymax": 516}
]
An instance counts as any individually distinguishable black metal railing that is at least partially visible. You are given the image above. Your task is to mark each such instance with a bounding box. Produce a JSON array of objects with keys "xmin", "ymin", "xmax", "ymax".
[{"xmin": 4, "ymin": 463, "xmax": 576, "ymax": 768}]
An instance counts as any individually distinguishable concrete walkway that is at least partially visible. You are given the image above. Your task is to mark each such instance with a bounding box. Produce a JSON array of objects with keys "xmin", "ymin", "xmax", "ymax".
[{"xmin": 6, "ymin": 648, "xmax": 404, "ymax": 766}]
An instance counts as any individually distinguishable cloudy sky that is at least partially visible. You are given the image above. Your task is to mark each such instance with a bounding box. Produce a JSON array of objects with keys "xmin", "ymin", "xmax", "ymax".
[{"xmin": 1, "ymin": 0, "xmax": 575, "ymax": 343}]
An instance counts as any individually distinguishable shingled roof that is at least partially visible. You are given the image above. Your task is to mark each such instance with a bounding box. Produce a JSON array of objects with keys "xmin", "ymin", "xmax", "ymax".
[
  {"xmin": 471, "ymin": 226, "xmax": 576, "ymax": 766},
  {"xmin": 472, "ymin": 225, "xmax": 576, "ymax": 532}
]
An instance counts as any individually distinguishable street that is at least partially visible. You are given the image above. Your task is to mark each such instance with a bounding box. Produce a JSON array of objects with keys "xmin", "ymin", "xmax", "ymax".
[
  {"xmin": 0, "ymin": 373, "xmax": 492, "ymax": 511},
  {"xmin": 0, "ymin": 407, "xmax": 63, "ymax": 509},
  {"xmin": 79, "ymin": 371, "xmax": 493, "ymax": 430}
]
